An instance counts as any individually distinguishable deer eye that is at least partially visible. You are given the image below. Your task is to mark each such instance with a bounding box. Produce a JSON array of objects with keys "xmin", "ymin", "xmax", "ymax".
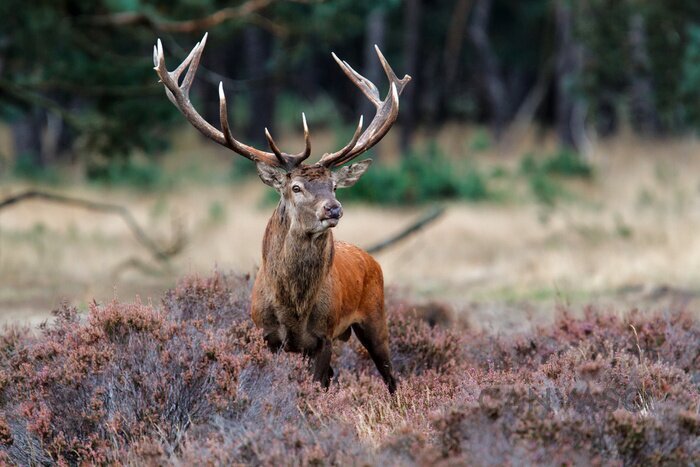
[{"xmin": 292, "ymin": 185, "xmax": 302, "ymax": 193}]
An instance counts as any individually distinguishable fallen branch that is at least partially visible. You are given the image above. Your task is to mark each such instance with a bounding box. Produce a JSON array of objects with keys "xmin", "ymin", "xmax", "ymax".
[
  {"xmin": 89, "ymin": 0, "xmax": 303, "ymax": 34},
  {"xmin": 0, "ymin": 190, "xmax": 186, "ymax": 262},
  {"xmin": 365, "ymin": 207, "xmax": 445, "ymax": 254}
]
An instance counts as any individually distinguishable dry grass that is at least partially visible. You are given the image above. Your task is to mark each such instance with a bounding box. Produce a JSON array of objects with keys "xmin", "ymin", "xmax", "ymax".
[{"xmin": 1, "ymin": 127, "xmax": 700, "ymax": 328}]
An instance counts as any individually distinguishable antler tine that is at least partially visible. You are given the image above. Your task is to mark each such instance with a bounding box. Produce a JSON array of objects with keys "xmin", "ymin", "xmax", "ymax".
[
  {"xmin": 264, "ymin": 113, "xmax": 313, "ymax": 169},
  {"xmin": 279, "ymin": 113, "xmax": 313, "ymax": 167},
  {"xmin": 155, "ymin": 36, "xmax": 225, "ymax": 145},
  {"xmin": 319, "ymin": 47, "xmax": 410, "ymax": 168},
  {"xmin": 374, "ymin": 45, "xmax": 411, "ymax": 95},
  {"xmin": 340, "ymin": 82, "xmax": 399, "ymax": 164},
  {"xmin": 155, "ymin": 34, "xmax": 298, "ymax": 169},
  {"xmin": 264, "ymin": 127, "xmax": 289, "ymax": 168},
  {"xmin": 317, "ymin": 115, "xmax": 363, "ymax": 166},
  {"xmin": 295, "ymin": 112, "xmax": 312, "ymax": 162},
  {"xmin": 331, "ymin": 53, "xmax": 380, "ymax": 106},
  {"xmin": 180, "ymin": 33, "xmax": 207, "ymax": 96},
  {"xmin": 155, "ymin": 38, "xmax": 196, "ymax": 107}
]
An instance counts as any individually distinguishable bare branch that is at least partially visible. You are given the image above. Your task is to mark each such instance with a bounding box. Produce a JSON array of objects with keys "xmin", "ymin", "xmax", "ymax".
[
  {"xmin": 0, "ymin": 190, "xmax": 186, "ymax": 262},
  {"xmin": 365, "ymin": 207, "xmax": 445, "ymax": 254},
  {"xmin": 90, "ymin": 0, "xmax": 308, "ymax": 34}
]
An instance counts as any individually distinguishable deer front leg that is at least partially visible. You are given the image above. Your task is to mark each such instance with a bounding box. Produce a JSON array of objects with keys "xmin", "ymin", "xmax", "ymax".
[{"xmin": 312, "ymin": 337, "xmax": 333, "ymax": 388}]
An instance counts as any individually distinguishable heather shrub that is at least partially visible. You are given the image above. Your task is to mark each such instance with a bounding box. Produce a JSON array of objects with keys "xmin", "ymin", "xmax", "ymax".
[{"xmin": 0, "ymin": 272, "xmax": 698, "ymax": 465}]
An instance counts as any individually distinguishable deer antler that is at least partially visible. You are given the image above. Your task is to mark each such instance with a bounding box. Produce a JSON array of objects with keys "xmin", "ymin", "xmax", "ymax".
[
  {"xmin": 318, "ymin": 46, "xmax": 411, "ymax": 168},
  {"xmin": 153, "ymin": 34, "xmax": 311, "ymax": 170}
]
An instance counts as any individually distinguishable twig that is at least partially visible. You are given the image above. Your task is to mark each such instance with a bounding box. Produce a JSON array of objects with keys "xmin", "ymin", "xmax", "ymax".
[
  {"xmin": 88, "ymin": 0, "xmax": 307, "ymax": 34},
  {"xmin": 629, "ymin": 324, "xmax": 644, "ymax": 365},
  {"xmin": 90, "ymin": 0, "xmax": 272, "ymax": 32},
  {"xmin": 0, "ymin": 190, "xmax": 186, "ymax": 262},
  {"xmin": 365, "ymin": 207, "xmax": 445, "ymax": 254}
]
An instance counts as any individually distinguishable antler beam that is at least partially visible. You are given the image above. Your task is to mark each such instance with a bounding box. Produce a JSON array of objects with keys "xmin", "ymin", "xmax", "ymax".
[
  {"xmin": 318, "ymin": 46, "xmax": 411, "ymax": 168},
  {"xmin": 153, "ymin": 34, "xmax": 310, "ymax": 170}
]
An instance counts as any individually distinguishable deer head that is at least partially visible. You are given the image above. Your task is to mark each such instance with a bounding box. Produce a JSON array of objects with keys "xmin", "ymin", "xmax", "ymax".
[{"xmin": 153, "ymin": 34, "xmax": 410, "ymax": 234}]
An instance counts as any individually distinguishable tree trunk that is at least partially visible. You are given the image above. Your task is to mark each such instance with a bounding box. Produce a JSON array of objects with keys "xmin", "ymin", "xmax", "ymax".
[
  {"xmin": 400, "ymin": 0, "xmax": 421, "ymax": 154},
  {"xmin": 244, "ymin": 26, "xmax": 276, "ymax": 146},
  {"xmin": 628, "ymin": 12, "xmax": 659, "ymax": 135},
  {"xmin": 467, "ymin": 0, "xmax": 509, "ymax": 138},
  {"xmin": 443, "ymin": 0, "xmax": 473, "ymax": 95},
  {"xmin": 11, "ymin": 108, "xmax": 44, "ymax": 169},
  {"xmin": 554, "ymin": 0, "xmax": 586, "ymax": 151},
  {"xmin": 360, "ymin": 8, "xmax": 387, "ymax": 125},
  {"xmin": 40, "ymin": 111, "xmax": 62, "ymax": 166}
]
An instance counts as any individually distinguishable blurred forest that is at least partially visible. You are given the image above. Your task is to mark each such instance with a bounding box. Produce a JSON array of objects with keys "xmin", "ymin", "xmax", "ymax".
[{"xmin": 1, "ymin": 0, "xmax": 700, "ymax": 178}]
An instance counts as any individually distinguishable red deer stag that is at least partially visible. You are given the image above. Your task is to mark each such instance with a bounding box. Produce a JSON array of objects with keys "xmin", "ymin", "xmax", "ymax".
[{"xmin": 153, "ymin": 34, "xmax": 410, "ymax": 393}]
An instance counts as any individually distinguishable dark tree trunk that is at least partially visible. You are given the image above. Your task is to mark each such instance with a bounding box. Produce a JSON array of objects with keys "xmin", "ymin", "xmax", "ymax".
[
  {"xmin": 11, "ymin": 108, "xmax": 44, "ymax": 168},
  {"xmin": 421, "ymin": 52, "xmax": 442, "ymax": 127},
  {"xmin": 296, "ymin": 52, "xmax": 320, "ymax": 101},
  {"xmin": 628, "ymin": 12, "xmax": 659, "ymax": 135},
  {"xmin": 443, "ymin": 0, "xmax": 472, "ymax": 96},
  {"xmin": 41, "ymin": 111, "xmax": 62, "ymax": 166},
  {"xmin": 400, "ymin": 0, "xmax": 421, "ymax": 154},
  {"xmin": 360, "ymin": 8, "xmax": 387, "ymax": 125},
  {"xmin": 467, "ymin": 0, "xmax": 509, "ymax": 138},
  {"xmin": 244, "ymin": 26, "xmax": 276, "ymax": 146},
  {"xmin": 554, "ymin": 0, "xmax": 585, "ymax": 151}
]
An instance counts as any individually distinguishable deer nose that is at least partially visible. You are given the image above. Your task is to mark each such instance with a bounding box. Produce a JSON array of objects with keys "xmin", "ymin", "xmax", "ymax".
[{"xmin": 324, "ymin": 202, "xmax": 342, "ymax": 219}]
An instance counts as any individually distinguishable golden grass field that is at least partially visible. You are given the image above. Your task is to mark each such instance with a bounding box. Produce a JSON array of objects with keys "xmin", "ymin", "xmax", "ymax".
[{"xmin": 2, "ymin": 125, "xmax": 700, "ymax": 329}]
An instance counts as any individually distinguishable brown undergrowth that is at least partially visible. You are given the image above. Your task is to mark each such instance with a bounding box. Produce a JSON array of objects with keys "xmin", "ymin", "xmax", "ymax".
[{"xmin": 0, "ymin": 273, "xmax": 698, "ymax": 465}]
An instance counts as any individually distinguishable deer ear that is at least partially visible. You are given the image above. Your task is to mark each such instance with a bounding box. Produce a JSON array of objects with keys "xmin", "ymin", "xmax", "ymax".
[
  {"xmin": 334, "ymin": 159, "xmax": 372, "ymax": 188},
  {"xmin": 256, "ymin": 163, "xmax": 286, "ymax": 190}
]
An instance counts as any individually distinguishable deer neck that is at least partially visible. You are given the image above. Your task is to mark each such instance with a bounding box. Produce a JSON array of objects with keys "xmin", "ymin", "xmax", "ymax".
[{"xmin": 262, "ymin": 202, "xmax": 334, "ymax": 315}]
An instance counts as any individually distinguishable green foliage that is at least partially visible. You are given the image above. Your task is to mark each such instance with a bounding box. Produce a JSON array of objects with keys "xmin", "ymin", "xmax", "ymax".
[
  {"xmin": 468, "ymin": 129, "xmax": 492, "ymax": 152},
  {"xmin": 208, "ymin": 201, "xmax": 226, "ymax": 224},
  {"xmin": 230, "ymin": 156, "xmax": 259, "ymax": 180},
  {"xmin": 542, "ymin": 149, "xmax": 593, "ymax": 178},
  {"xmin": 5, "ymin": 0, "xmax": 700, "ymax": 181},
  {"xmin": 521, "ymin": 150, "xmax": 593, "ymax": 178},
  {"xmin": 644, "ymin": 3, "xmax": 700, "ymax": 129},
  {"xmin": 86, "ymin": 157, "xmax": 167, "ymax": 189},
  {"xmin": 340, "ymin": 141, "xmax": 490, "ymax": 205},
  {"xmin": 681, "ymin": 24, "xmax": 700, "ymax": 127},
  {"xmin": 12, "ymin": 153, "xmax": 60, "ymax": 184},
  {"xmin": 277, "ymin": 93, "xmax": 342, "ymax": 131},
  {"xmin": 520, "ymin": 150, "xmax": 592, "ymax": 205},
  {"xmin": 528, "ymin": 170, "xmax": 565, "ymax": 206},
  {"xmin": 574, "ymin": 1, "xmax": 700, "ymax": 132},
  {"xmin": 0, "ymin": 0, "xmax": 180, "ymax": 158}
]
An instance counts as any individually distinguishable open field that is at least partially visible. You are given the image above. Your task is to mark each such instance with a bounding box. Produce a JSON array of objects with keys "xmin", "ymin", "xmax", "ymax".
[{"xmin": 2, "ymin": 128, "xmax": 700, "ymax": 329}]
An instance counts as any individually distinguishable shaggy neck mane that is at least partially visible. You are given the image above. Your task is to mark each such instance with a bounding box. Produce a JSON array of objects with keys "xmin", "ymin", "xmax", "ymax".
[{"xmin": 262, "ymin": 201, "xmax": 334, "ymax": 315}]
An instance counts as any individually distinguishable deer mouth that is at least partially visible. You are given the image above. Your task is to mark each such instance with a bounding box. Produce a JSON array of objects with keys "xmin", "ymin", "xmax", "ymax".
[
  {"xmin": 322, "ymin": 216, "xmax": 340, "ymax": 226},
  {"xmin": 320, "ymin": 213, "xmax": 341, "ymax": 227}
]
